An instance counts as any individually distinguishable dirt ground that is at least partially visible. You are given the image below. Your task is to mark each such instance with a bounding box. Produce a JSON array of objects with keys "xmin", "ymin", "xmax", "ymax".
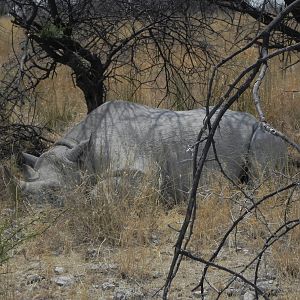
[{"xmin": 0, "ymin": 194, "xmax": 299, "ymax": 300}]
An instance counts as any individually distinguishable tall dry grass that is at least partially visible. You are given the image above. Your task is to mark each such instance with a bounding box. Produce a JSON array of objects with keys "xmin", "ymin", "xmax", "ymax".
[
  {"xmin": 188, "ymin": 174, "xmax": 300, "ymax": 298},
  {"xmin": 0, "ymin": 17, "xmax": 13, "ymax": 65},
  {"xmin": 0, "ymin": 15, "xmax": 299, "ymax": 299},
  {"xmin": 8, "ymin": 171, "xmax": 298, "ymax": 298}
]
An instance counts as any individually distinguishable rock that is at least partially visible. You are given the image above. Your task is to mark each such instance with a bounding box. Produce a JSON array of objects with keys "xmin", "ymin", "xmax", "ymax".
[
  {"xmin": 51, "ymin": 249, "xmax": 63, "ymax": 256},
  {"xmin": 243, "ymin": 291, "xmax": 255, "ymax": 300},
  {"xmin": 114, "ymin": 288, "xmax": 144, "ymax": 300},
  {"xmin": 193, "ymin": 290, "xmax": 208, "ymax": 298},
  {"xmin": 114, "ymin": 291, "xmax": 127, "ymax": 300},
  {"xmin": 54, "ymin": 266, "xmax": 64, "ymax": 274},
  {"xmin": 74, "ymin": 273, "xmax": 85, "ymax": 280},
  {"xmin": 92, "ymin": 284, "xmax": 100, "ymax": 289},
  {"xmin": 85, "ymin": 248, "xmax": 99, "ymax": 260},
  {"xmin": 150, "ymin": 233, "xmax": 160, "ymax": 245},
  {"xmin": 102, "ymin": 282, "xmax": 116, "ymax": 291},
  {"xmin": 152, "ymin": 271, "xmax": 163, "ymax": 279},
  {"xmin": 265, "ymin": 272, "xmax": 276, "ymax": 281},
  {"xmin": 87, "ymin": 262, "xmax": 118, "ymax": 273},
  {"xmin": 226, "ymin": 287, "xmax": 240, "ymax": 297},
  {"xmin": 51, "ymin": 275, "xmax": 75, "ymax": 286},
  {"xmin": 87, "ymin": 263, "xmax": 102, "ymax": 272},
  {"xmin": 193, "ymin": 291, "xmax": 202, "ymax": 298},
  {"xmin": 256, "ymin": 279, "xmax": 280, "ymax": 296},
  {"xmin": 26, "ymin": 274, "xmax": 45, "ymax": 285}
]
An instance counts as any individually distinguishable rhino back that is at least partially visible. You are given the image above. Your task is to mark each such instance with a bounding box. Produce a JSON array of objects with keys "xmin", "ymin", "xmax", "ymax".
[{"xmin": 78, "ymin": 101, "xmax": 258, "ymax": 186}]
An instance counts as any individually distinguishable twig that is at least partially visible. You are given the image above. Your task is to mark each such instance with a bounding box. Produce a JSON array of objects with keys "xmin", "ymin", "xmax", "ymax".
[{"xmin": 180, "ymin": 249, "xmax": 268, "ymax": 299}]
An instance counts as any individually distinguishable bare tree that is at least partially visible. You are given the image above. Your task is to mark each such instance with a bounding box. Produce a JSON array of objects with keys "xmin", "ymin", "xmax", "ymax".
[
  {"xmin": 3, "ymin": 0, "xmax": 218, "ymax": 113},
  {"xmin": 216, "ymin": 0, "xmax": 300, "ymax": 44},
  {"xmin": 0, "ymin": 0, "xmax": 222, "ymax": 159}
]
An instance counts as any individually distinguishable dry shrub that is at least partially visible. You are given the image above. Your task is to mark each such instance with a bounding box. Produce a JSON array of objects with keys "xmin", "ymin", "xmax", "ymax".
[
  {"xmin": 116, "ymin": 246, "xmax": 158, "ymax": 280},
  {"xmin": 66, "ymin": 172, "xmax": 164, "ymax": 246},
  {"xmin": 1, "ymin": 164, "xmax": 299, "ymax": 297},
  {"xmin": 189, "ymin": 173, "xmax": 299, "ymax": 260},
  {"xmin": 191, "ymin": 197, "xmax": 230, "ymax": 253},
  {"xmin": 22, "ymin": 169, "xmax": 165, "ymax": 257},
  {"xmin": 0, "ymin": 164, "xmax": 16, "ymax": 206},
  {"xmin": 271, "ymin": 191, "xmax": 300, "ymax": 281},
  {"xmin": 273, "ymin": 236, "xmax": 300, "ymax": 279},
  {"xmin": 189, "ymin": 175, "xmax": 262, "ymax": 254},
  {"xmin": 263, "ymin": 62, "xmax": 300, "ymax": 141},
  {"xmin": 14, "ymin": 169, "xmax": 183, "ymax": 280},
  {"xmin": 1, "ymin": 16, "xmax": 300, "ymax": 144},
  {"xmin": 237, "ymin": 175, "xmax": 300, "ymax": 248}
]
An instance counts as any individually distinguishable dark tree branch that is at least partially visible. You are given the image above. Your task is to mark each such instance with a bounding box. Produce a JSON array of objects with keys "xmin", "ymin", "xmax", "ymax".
[{"xmin": 217, "ymin": 0, "xmax": 300, "ymax": 44}]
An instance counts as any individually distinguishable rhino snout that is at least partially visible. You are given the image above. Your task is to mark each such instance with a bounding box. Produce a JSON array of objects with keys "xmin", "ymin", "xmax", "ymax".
[{"xmin": 21, "ymin": 180, "xmax": 64, "ymax": 206}]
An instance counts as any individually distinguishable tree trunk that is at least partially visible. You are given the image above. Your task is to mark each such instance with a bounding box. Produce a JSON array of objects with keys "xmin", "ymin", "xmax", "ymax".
[
  {"xmin": 85, "ymin": 86, "xmax": 105, "ymax": 114},
  {"xmin": 76, "ymin": 73, "xmax": 106, "ymax": 114}
]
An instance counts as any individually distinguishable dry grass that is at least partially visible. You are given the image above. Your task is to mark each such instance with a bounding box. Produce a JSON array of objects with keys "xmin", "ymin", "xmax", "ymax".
[
  {"xmin": 0, "ymin": 15, "xmax": 300, "ymax": 299},
  {"xmin": 0, "ymin": 16, "xmax": 13, "ymax": 64},
  {"xmin": 0, "ymin": 171, "xmax": 299, "ymax": 298},
  {"xmin": 188, "ymin": 175, "xmax": 300, "ymax": 299},
  {"xmin": 36, "ymin": 68, "xmax": 87, "ymax": 133}
]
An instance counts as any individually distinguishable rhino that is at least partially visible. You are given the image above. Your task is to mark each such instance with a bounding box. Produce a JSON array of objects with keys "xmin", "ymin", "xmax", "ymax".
[{"xmin": 17, "ymin": 100, "xmax": 286, "ymax": 205}]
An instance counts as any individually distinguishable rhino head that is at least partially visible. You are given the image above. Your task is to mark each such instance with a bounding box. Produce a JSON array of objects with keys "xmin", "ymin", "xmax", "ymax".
[{"xmin": 19, "ymin": 140, "xmax": 90, "ymax": 206}]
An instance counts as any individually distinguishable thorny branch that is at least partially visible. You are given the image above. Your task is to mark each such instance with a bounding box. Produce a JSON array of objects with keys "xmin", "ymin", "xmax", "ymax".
[
  {"xmin": 5, "ymin": 0, "xmax": 219, "ymax": 113},
  {"xmin": 1, "ymin": 0, "xmax": 219, "ymax": 158},
  {"xmin": 252, "ymin": 26, "xmax": 300, "ymax": 153},
  {"xmin": 163, "ymin": 1, "xmax": 300, "ymax": 299}
]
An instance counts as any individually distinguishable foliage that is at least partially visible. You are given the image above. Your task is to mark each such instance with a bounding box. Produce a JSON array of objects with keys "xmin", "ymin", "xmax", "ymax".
[{"xmin": 39, "ymin": 22, "xmax": 64, "ymax": 39}]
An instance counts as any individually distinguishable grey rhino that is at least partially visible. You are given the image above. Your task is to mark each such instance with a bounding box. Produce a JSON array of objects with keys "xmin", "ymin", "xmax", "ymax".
[{"xmin": 19, "ymin": 100, "xmax": 286, "ymax": 205}]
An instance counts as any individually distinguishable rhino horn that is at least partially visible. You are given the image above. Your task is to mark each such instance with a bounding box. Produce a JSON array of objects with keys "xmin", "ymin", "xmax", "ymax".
[
  {"xmin": 23, "ymin": 164, "xmax": 39, "ymax": 181},
  {"xmin": 22, "ymin": 152, "xmax": 38, "ymax": 168},
  {"xmin": 65, "ymin": 139, "xmax": 89, "ymax": 162}
]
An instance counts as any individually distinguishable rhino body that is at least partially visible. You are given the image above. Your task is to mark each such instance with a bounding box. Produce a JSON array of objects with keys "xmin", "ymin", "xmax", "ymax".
[{"xmin": 20, "ymin": 100, "xmax": 287, "ymax": 204}]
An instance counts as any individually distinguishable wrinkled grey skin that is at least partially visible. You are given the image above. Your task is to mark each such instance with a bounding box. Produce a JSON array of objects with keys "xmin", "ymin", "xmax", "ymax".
[{"xmin": 20, "ymin": 100, "xmax": 287, "ymax": 205}]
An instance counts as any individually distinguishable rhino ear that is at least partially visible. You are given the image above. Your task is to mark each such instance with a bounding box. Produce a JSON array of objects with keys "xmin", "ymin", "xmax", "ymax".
[
  {"xmin": 22, "ymin": 152, "xmax": 38, "ymax": 168},
  {"xmin": 23, "ymin": 164, "xmax": 39, "ymax": 181},
  {"xmin": 65, "ymin": 139, "xmax": 90, "ymax": 162}
]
